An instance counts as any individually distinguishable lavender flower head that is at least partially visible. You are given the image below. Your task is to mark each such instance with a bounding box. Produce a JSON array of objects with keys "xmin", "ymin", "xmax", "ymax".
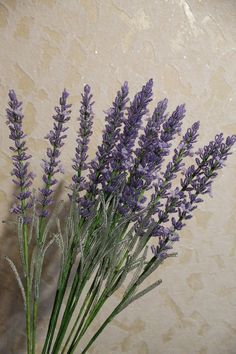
[
  {"xmin": 4, "ymin": 81, "xmax": 236, "ymax": 354},
  {"xmin": 150, "ymin": 131, "xmax": 236, "ymax": 260},
  {"xmin": 6, "ymin": 90, "xmax": 34, "ymax": 221},
  {"xmin": 90, "ymin": 81, "xmax": 129, "ymax": 193},
  {"xmin": 71, "ymin": 84, "xmax": 94, "ymax": 194},
  {"xmin": 118, "ymin": 99, "xmax": 186, "ymax": 215},
  {"xmin": 5, "ymin": 80, "xmax": 236, "ymax": 253},
  {"xmin": 78, "ymin": 82, "xmax": 129, "ymax": 217},
  {"xmin": 38, "ymin": 89, "xmax": 71, "ymax": 217},
  {"xmin": 104, "ymin": 79, "xmax": 153, "ymax": 194}
]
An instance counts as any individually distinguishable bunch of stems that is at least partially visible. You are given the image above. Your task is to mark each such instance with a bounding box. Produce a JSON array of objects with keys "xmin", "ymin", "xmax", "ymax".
[{"xmin": 4, "ymin": 82, "xmax": 235, "ymax": 354}]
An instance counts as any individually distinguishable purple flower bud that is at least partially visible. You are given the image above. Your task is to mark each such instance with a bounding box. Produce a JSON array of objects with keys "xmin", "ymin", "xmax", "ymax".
[
  {"xmin": 79, "ymin": 82, "xmax": 129, "ymax": 217},
  {"xmin": 6, "ymin": 90, "xmax": 33, "ymax": 221},
  {"xmin": 38, "ymin": 89, "xmax": 71, "ymax": 218},
  {"xmin": 71, "ymin": 84, "xmax": 94, "ymax": 196},
  {"xmin": 103, "ymin": 79, "xmax": 153, "ymax": 196}
]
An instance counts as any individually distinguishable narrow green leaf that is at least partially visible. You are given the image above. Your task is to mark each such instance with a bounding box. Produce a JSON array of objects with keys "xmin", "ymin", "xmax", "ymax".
[{"xmin": 5, "ymin": 256, "xmax": 26, "ymax": 309}]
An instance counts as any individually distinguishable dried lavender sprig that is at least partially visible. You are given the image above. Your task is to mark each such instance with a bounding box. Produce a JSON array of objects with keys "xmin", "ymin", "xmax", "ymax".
[
  {"xmin": 79, "ymin": 80, "xmax": 153, "ymax": 218},
  {"xmin": 151, "ymin": 134, "xmax": 236, "ymax": 259},
  {"xmin": 45, "ymin": 132, "xmax": 236, "ymax": 351},
  {"xmin": 104, "ymin": 79, "xmax": 153, "ymax": 194},
  {"xmin": 89, "ymin": 81, "xmax": 129, "ymax": 195},
  {"xmin": 78, "ymin": 82, "xmax": 129, "ymax": 218},
  {"xmin": 151, "ymin": 128, "xmax": 220, "ymax": 227},
  {"xmin": 6, "ymin": 90, "xmax": 34, "ymax": 222},
  {"xmin": 118, "ymin": 101, "xmax": 186, "ymax": 215},
  {"xmin": 162, "ymin": 120, "xmax": 200, "ymax": 185},
  {"xmin": 6, "ymin": 89, "xmax": 34, "ymax": 353},
  {"xmin": 134, "ymin": 123, "xmax": 223, "ymax": 243},
  {"xmin": 150, "ymin": 121, "xmax": 213, "ymax": 215},
  {"xmin": 38, "ymin": 89, "xmax": 71, "ymax": 218},
  {"xmin": 71, "ymin": 85, "xmax": 94, "ymax": 194}
]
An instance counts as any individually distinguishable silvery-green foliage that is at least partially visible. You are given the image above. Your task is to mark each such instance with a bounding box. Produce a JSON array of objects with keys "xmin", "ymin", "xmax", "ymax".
[
  {"xmin": 5, "ymin": 256, "xmax": 26, "ymax": 308},
  {"xmin": 4, "ymin": 82, "xmax": 236, "ymax": 354}
]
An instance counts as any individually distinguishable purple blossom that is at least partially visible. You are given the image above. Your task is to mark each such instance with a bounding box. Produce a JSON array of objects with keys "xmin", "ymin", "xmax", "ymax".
[
  {"xmin": 6, "ymin": 90, "xmax": 34, "ymax": 222},
  {"xmin": 4, "ymin": 82, "xmax": 236, "ymax": 263},
  {"xmin": 71, "ymin": 85, "xmax": 94, "ymax": 194},
  {"xmin": 104, "ymin": 79, "xmax": 153, "ymax": 194},
  {"xmin": 38, "ymin": 89, "xmax": 71, "ymax": 217},
  {"xmin": 162, "ymin": 121, "xmax": 200, "ymax": 183},
  {"xmin": 78, "ymin": 82, "xmax": 129, "ymax": 217},
  {"xmin": 150, "ymin": 133, "xmax": 236, "ymax": 259},
  {"xmin": 89, "ymin": 82, "xmax": 129, "ymax": 194},
  {"xmin": 118, "ymin": 100, "xmax": 186, "ymax": 215},
  {"xmin": 135, "ymin": 121, "xmax": 200, "ymax": 229}
]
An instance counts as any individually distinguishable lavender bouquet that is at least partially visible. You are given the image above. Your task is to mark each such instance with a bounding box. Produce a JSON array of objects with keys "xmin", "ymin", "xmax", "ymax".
[{"xmin": 4, "ymin": 79, "xmax": 235, "ymax": 354}]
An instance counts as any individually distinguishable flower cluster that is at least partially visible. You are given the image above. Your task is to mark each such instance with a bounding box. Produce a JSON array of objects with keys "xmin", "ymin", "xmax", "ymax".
[
  {"xmin": 104, "ymin": 79, "xmax": 153, "ymax": 194},
  {"xmin": 76, "ymin": 82, "xmax": 129, "ymax": 217},
  {"xmin": 150, "ymin": 131, "xmax": 236, "ymax": 259},
  {"xmin": 71, "ymin": 85, "xmax": 94, "ymax": 194},
  {"xmin": 118, "ymin": 100, "xmax": 186, "ymax": 215},
  {"xmin": 90, "ymin": 81, "xmax": 129, "ymax": 194},
  {"xmin": 6, "ymin": 90, "xmax": 34, "ymax": 222},
  {"xmin": 38, "ymin": 89, "xmax": 71, "ymax": 217},
  {"xmin": 6, "ymin": 80, "xmax": 235, "ymax": 238},
  {"xmin": 4, "ymin": 80, "xmax": 236, "ymax": 354}
]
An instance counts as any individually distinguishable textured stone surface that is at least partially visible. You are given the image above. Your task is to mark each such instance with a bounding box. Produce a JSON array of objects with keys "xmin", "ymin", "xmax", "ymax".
[{"xmin": 0, "ymin": 1, "xmax": 236, "ymax": 353}]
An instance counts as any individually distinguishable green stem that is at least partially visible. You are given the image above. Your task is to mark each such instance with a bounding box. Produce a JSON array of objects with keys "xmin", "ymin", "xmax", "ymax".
[
  {"xmin": 23, "ymin": 223, "xmax": 32, "ymax": 354},
  {"xmin": 75, "ymin": 259, "xmax": 156, "ymax": 354},
  {"xmin": 68, "ymin": 292, "xmax": 108, "ymax": 354},
  {"xmin": 32, "ymin": 300, "xmax": 38, "ymax": 354},
  {"xmin": 51, "ymin": 270, "xmax": 88, "ymax": 353},
  {"xmin": 69, "ymin": 255, "xmax": 157, "ymax": 354},
  {"xmin": 80, "ymin": 300, "xmax": 125, "ymax": 354},
  {"xmin": 41, "ymin": 263, "xmax": 72, "ymax": 354},
  {"xmin": 51, "ymin": 217, "xmax": 106, "ymax": 354},
  {"xmin": 61, "ymin": 275, "xmax": 99, "ymax": 354}
]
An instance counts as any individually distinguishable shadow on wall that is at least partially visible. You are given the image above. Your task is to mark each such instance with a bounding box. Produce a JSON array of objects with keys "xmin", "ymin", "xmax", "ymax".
[{"xmin": 0, "ymin": 181, "xmax": 71, "ymax": 354}]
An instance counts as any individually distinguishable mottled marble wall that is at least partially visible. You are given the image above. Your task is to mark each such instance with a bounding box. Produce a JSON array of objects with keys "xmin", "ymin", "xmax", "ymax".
[{"xmin": 0, "ymin": 1, "xmax": 236, "ymax": 353}]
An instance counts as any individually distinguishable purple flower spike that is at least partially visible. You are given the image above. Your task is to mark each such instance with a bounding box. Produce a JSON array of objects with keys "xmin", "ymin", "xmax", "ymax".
[
  {"xmin": 118, "ymin": 99, "xmax": 186, "ymax": 215},
  {"xmin": 6, "ymin": 90, "xmax": 34, "ymax": 222},
  {"xmin": 104, "ymin": 79, "xmax": 154, "ymax": 193},
  {"xmin": 78, "ymin": 82, "xmax": 129, "ymax": 217},
  {"xmin": 118, "ymin": 98, "xmax": 168, "ymax": 214},
  {"xmin": 38, "ymin": 89, "xmax": 71, "ymax": 217},
  {"xmin": 150, "ymin": 132, "xmax": 236, "ymax": 260},
  {"xmin": 163, "ymin": 121, "xmax": 200, "ymax": 183},
  {"xmin": 71, "ymin": 85, "xmax": 94, "ymax": 194},
  {"xmin": 91, "ymin": 81, "xmax": 129, "ymax": 193}
]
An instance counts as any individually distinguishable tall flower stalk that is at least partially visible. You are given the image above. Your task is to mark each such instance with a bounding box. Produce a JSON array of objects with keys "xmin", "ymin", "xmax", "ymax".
[
  {"xmin": 3, "ymin": 80, "xmax": 235, "ymax": 354},
  {"xmin": 30, "ymin": 89, "xmax": 71, "ymax": 354},
  {"xmin": 6, "ymin": 90, "xmax": 34, "ymax": 353},
  {"xmin": 41, "ymin": 86, "xmax": 94, "ymax": 354},
  {"xmin": 38, "ymin": 89, "xmax": 71, "ymax": 222}
]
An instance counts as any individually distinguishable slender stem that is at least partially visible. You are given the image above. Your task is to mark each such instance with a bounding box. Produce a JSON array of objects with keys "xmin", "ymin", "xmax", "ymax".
[
  {"xmin": 74, "ymin": 260, "xmax": 155, "ymax": 354},
  {"xmin": 80, "ymin": 300, "xmax": 124, "ymax": 354},
  {"xmin": 68, "ymin": 292, "xmax": 108, "ymax": 354},
  {"xmin": 32, "ymin": 300, "xmax": 38, "ymax": 354},
  {"xmin": 61, "ymin": 275, "xmax": 98, "ymax": 354},
  {"xmin": 51, "ymin": 218, "xmax": 105, "ymax": 354},
  {"xmin": 42, "ymin": 218, "xmax": 85, "ymax": 353},
  {"xmin": 23, "ymin": 223, "xmax": 32, "ymax": 354},
  {"xmin": 63, "ymin": 261, "xmax": 107, "ymax": 354},
  {"xmin": 41, "ymin": 288, "xmax": 60, "ymax": 354},
  {"xmin": 60, "ymin": 301, "xmax": 85, "ymax": 354},
  {"xmin": 51, "ymin": 270, "xmax": 89, "ymax": 353},
  {"xmin": 41, "ymin": 262, "xmax": 72, "ymax": 354},
  {"xmin": 69, "ymin": 256, "xmax": 157, "ymax": 354}
]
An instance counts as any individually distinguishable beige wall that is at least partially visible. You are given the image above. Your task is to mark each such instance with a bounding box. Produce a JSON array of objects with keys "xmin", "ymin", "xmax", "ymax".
[{"xmin": 0, "ymin": 1, "xmax": 236, "ymax": 353}]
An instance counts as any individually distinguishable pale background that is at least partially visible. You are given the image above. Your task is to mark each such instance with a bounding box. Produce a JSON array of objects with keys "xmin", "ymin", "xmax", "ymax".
[{"xmin": 0, "ymin": 0, "xmax": 236, "ymax": 353}]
